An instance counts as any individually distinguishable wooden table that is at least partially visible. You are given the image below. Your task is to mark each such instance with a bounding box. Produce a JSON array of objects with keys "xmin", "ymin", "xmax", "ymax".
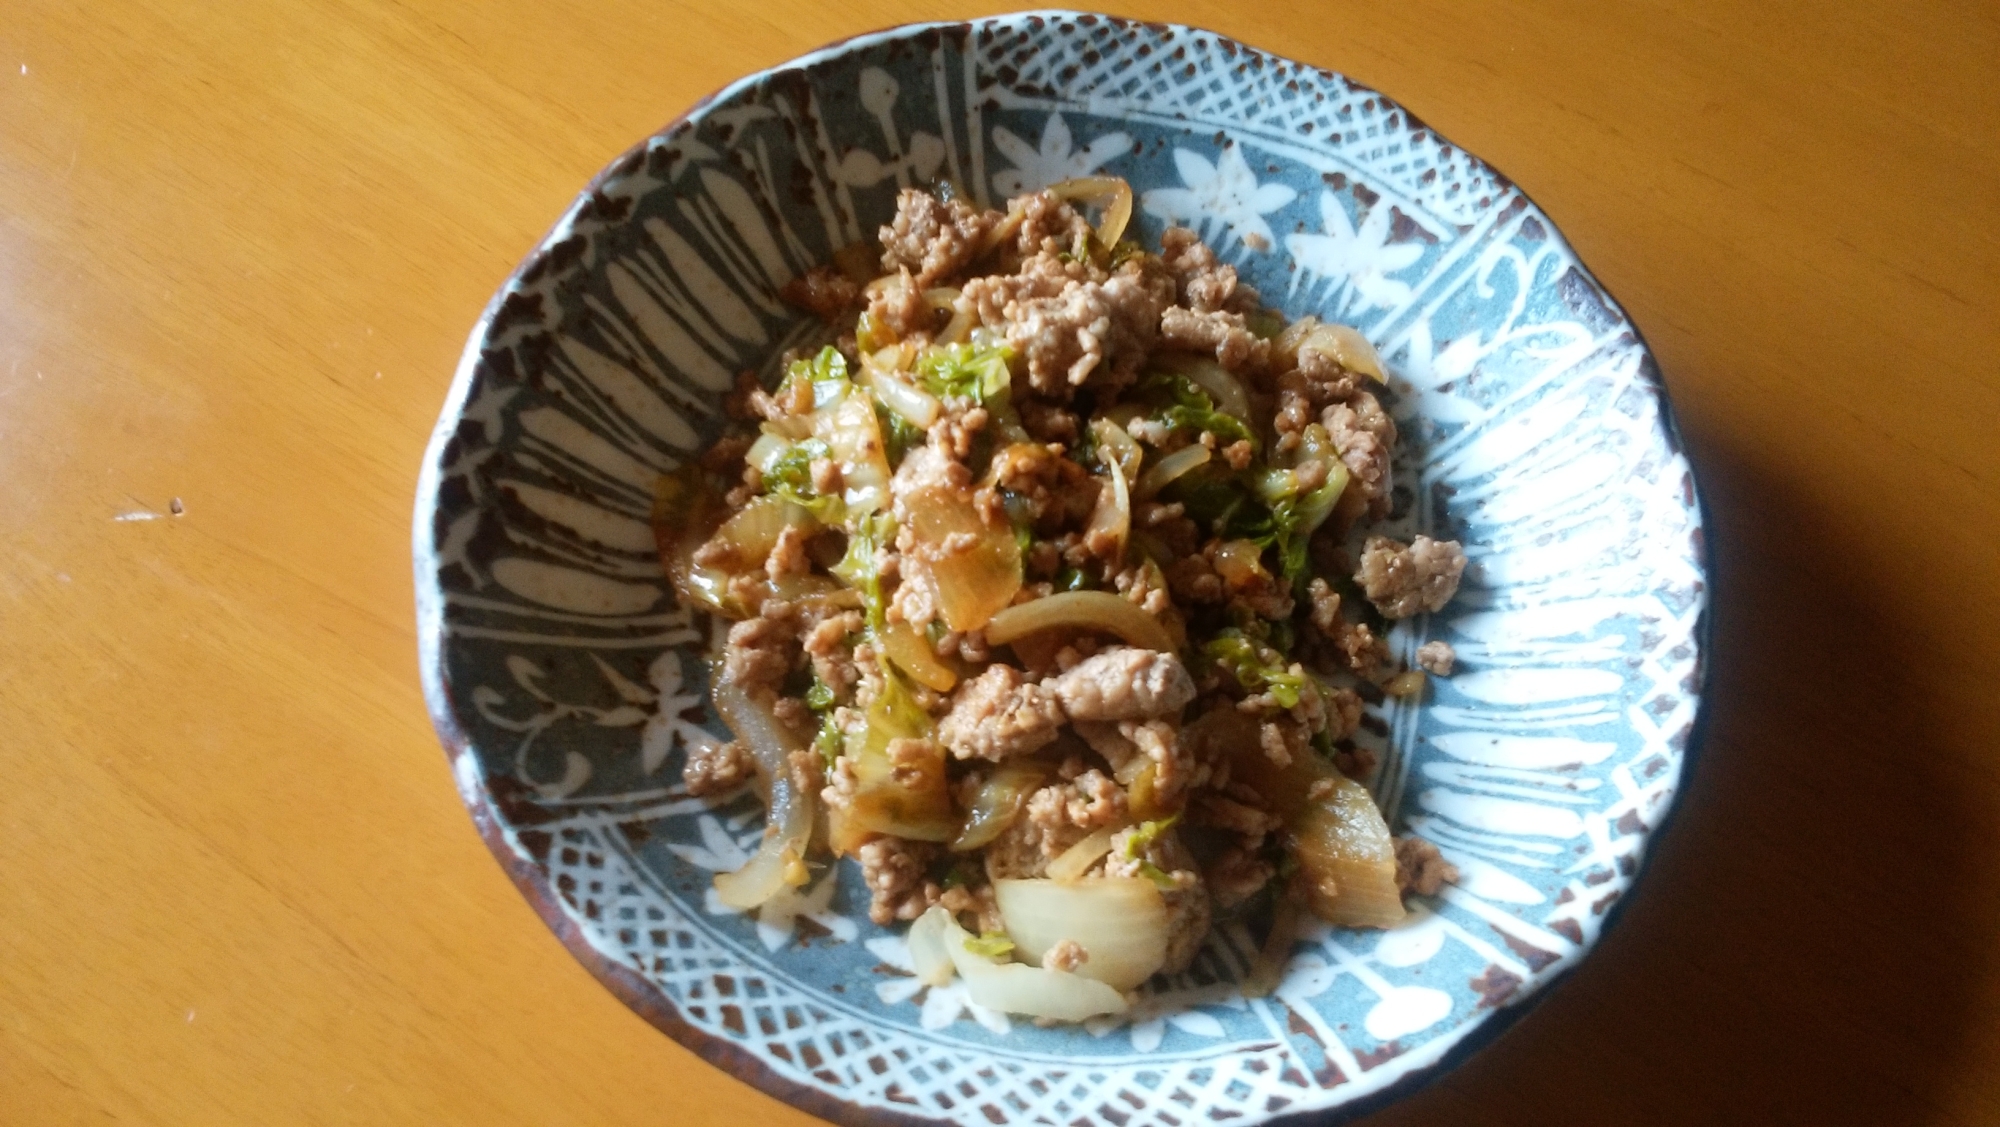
[{"xmin": 3, "ymin": 1, "xmax": 1994, "ymax": 1123}]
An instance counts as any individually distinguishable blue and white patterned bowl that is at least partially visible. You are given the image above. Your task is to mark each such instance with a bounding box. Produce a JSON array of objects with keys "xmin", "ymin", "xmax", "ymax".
[{"xmin": 414, "ymin": 12, "xmax": 1709, "ymax": 1126}]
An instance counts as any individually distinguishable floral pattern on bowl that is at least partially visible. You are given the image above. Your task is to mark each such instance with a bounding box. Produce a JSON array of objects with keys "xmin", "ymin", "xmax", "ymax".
[{"xmin": 414, "ymin": 12, "xmax": 1708, "ymax": 1126}]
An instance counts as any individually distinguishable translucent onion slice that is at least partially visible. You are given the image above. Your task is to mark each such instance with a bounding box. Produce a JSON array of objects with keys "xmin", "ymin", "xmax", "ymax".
[
  {"xmin": 907, "ymin": 906, "xmax": 957, "ymax": 987},
  {"xmin": 862, "ymin": 364, "xmax": 942, "ymax": 428},
  {"xmin": 1383, "ymin": 669, "xmax": 1428, "ymax": 697},
  {"xmin": 1160, "ymin": 354, "xmax": 1252, "ymax": 422},
  {"xmin": 710, "ymin": 675, "xmax": 814, "ymax": 910},
  {"xmin": 1241, "ymin": 891, "xmax": 1302, "ymax": 999},
  {"xmin": 901, "ymin": 484, "xmax": 1022, "ymax": 633},
  {"xmin": 1225, "ymin": 717, "xmax": 1406, "ymax": 930},
  {"xmin": 985, "ymin": 591, "xmax": 1175, "ymax": 654},
  {"xmin": 1291, "ymin": 775, "xmax": 1405, "ymax": 927},
  {"xmin": 1082, "ymin": 457, "xmax": 1130, "ymax": 566},
  {"xmin": 1134, "ymin": 443, "xmax": 1212, "ymax": 501},
  {"xmin": 1048, "ymin": 176, "xmax": 1135, "ymax": 250},
  {"xmin": 940, "ymin": 910, "xmax": 1129, "ymax": 1020},
  {"xmin": 993, "ymin": 877, "xmax": 1169, "ymax": 990},
  {"xmin": 881, "ymin": 621, "xmax": 959, "ymax": 692},
  {"xmin": 951, "ymin": 759, "xmax": 1052, "ymax": 852},
  {"xmin": 1299, "ymin": 322, "xmax": 1387, "ymax": 384},
  {"xmin": 1088, "ymin": 417, "xmax": 1143, "ymax": 486},
  {"xmin": 1046, "ymin": 826, "xmax": 1118, "ymax": 883}
]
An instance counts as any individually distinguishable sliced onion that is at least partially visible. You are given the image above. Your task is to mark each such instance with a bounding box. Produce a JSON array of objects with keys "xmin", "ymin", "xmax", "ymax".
[
  {"xmin": 1383, "ymin": 669, "xmax": 1428, "ymax": 697},
  {"xmin": 1088, "ymin": 417, "xmax": 1143, "ymax": 485},
  {"xmin": 1207, "ymin": 539, "xmax": 1269, "ymax": 587},
  {"xmin": 1083, "ymin": 457, "xmax": 1130, "ymax": 566},
  {"xmin": 952, "ymin": 759, "xmax": 1052, "ymax": 852},
  {"xmin": 1270, "ymin": 314, "xmax": 1319, "ymax": 371},
  {"xmin": 940, "ymin": 910, "xmax": 1128, "ymax": 1020},
  {"xmin": 1161, "ymin": 354, "xmax": 1252, "ymax": 421},
  {"xmin": 907, "ymin": 906, "xmax": 957, "ymax": 986},
  {"xmin": 1134, "ymin": 443, "xmax": 1212, "ymax": 501},
  {"xmin": 993, "ymin": 877, "xmax": 1168, "ymax": 990},
  {"xmin": 985, "ymin": 591, "xmax": 1175, "ymax": 653},
  {"xmin": 882, "ymin": 621, "xmax": 959, "ymax": 692},
  {"xmin": 1048, "ymin": 176, "xmax": 1135, "ymax": 250},
  {"xmin": 1047, "ymin": 826, "xmax": 1118, "ymax": 883},
  {"xmin": 863, "ymin": 364, "xmax": 942, "ymax": 428},
  {"xmin": 829, "ymin": 675, "xmax": 956, "ymax": 853},
  {"xmin": 710, "ymin": 674, "xmax": 814, "ymax": 910},
  {"xmin": 937, "ymin": 301, "xmax": 975, "ymax": 346},
  {"xmin": 1241, "ymin": 890, "xmax": 1302, "ymax": 999},
  {"xmin": 1299, "ymin": 322, "xmax": 1387, "ymax": 383},
  {"xmin": 901, "ymin": 484, "xmax": 1022, "ymax": 633}
]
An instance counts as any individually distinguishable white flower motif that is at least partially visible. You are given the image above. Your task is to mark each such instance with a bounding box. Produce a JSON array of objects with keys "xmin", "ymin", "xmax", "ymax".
[
  {"xmin": 1083, "ymin": 983, "xmax": 1240, "ymax": 1051},
  {"xmin": 638, "ymin": 651, "xmax": 713, "ymax": 774},
  {"xmin": 991, "ymin": 114, "xmax": 1132, "ymax": 198},
  {"xmin": 1285, "ymin": 190, "xmax": 1426, "ymax": 313},
  {"xmin": 751, "ymin": 874, "xmax": 856, "ymax": 951},
  {"xmin": 670, "ymin": 814, "xmax": 755, "ymax": 875},
  {"xmin": 1140, "ymin": 144, "xmax": 1296, "ymax": 253}
]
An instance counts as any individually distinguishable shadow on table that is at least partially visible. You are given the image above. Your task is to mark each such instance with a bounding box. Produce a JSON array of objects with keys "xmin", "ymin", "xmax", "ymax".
[{"xmin": 1361, "ymin": 433, "xmax": 1996, "ymax": 1126}]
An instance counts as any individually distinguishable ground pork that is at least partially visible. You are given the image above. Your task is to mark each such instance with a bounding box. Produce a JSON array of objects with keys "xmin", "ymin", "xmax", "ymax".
[
  {"xmin": 1333, "ymin": 742, "xmax": 1379, "ymax": 782},
  {"xmin": 1108, "ymin": 561, "xmax": 1174, "ymax": 615},
  {"xmin": 1394, "ymin": 835, "xmax": 1460, "ymax": 897},
  {"xmin": 1190, "ymin": 792, "xmax": 1283, "ymax": 840},
  {"xmin": 721, "ymin": 602, "xmax": 800, "ymax": 698},
  {"xmin": 1295, "ymin": 340, "xmax": 1368, "ymax": 402},
  {"xmin": 1134, "ymin": 500, "xmax": 1202, "ymax": 559},
  {"xmin": 984, "ymin": 771, "xmax": 1129, "ymax": 880},
  {"xmin": 1041, "ymin": 939, "xmax": 1089, "ymax": 973},
  {"xmin": 1006, "ymin": 267, "xmax": 1167, "ymax": 394},
  {"xmin": 1165, "ymin": 552, "xmax": 1226, "ymax": 605},
  {"xmin": 879, "ymin": 189, "xmax": 999, "ymax": 286},
  {"xmin": 1205, "ymin": 844, "xmax": 1276, "ymax": 912},
  {"xmin": 1017, "ymin": 399, "xmax": 1079, "ymax": 444},
  {"xmin": 926, "ymin": 399, "xmax": 990, "ymax": 463},
  {"xmin": 764, "ymin": 523, "xmax": 814, "ymax": 581},
  {"xmin": 857, "ymin": 836, "xmax": 942, "ymax": 924},
  {"xmin": 1011, "ymin": 189, "xmax": 1092, "ymax": 256},
  {"xmin": 681, "ymin": 738, "xmax": 756, "ymax": 796},
  {"xmin": 779, "ymin": 264, "xmax": 859, "ymax": 322},
  {"xmin": 1104, "ymin": 826, "xmax": 1209, "ymax": 973},
  {"xmin": 938, "ymin": 883, "xmax": 1005, "ymax": 934},
  {"xmin": 1032, "ymin": 769, "xmax": 1127, "ymax": 832},
  {"xmin": 1159, "ymin": 305, "xmax": 1269, "ymax": 372},
  {"xmin": 864, "ymin": 268, "xmax": 936, "ymax": 339},
  {"xmin": 1416, "ymin": 640, "xmax": 1457, "ymax": 676},
  {"xmin": 936, "ymin": 664, "xmax": 1067, "ymax": 761},
  {"xmin": 1305, "ymin": 577, "xmax": 1392, "ymax": 680},
  {"xmin": 1045, "ymin": 647, "xmax": 1196, "ymax": 721},
  {"xmin": 1323, "ymin": 391, "xmax": 1398, "ymax": 518},
  {"xmin": 1356, "ymin": 535, "xmax": 1469, "ymax": 618},
  {"xmin": 1159, "ymin": 225, "xmax": 1257, "ymax": 314}
]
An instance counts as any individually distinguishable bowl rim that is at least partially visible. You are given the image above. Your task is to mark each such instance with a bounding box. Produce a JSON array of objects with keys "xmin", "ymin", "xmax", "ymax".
[{"xmin": 412, "ymin": 11, "xmax": 1714, "ymax": 1126}]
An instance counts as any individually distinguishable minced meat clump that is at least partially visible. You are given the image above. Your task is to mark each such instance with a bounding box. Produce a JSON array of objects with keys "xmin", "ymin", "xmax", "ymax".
[{"xmin": 657, "ymin": 180, "xmax": 1466, "ymax": 1021}]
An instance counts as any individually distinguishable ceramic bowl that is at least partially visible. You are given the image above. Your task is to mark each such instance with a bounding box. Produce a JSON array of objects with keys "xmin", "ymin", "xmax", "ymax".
[{"xmin": 414, "ymin": 12, "xmax": 1709, "ymax": 1125}]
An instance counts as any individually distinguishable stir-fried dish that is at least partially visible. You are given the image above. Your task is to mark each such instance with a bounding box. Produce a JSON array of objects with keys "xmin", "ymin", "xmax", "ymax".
[{"xmin": 655, "ymin": 178, "xmax": 1467, "ymax": 1021}]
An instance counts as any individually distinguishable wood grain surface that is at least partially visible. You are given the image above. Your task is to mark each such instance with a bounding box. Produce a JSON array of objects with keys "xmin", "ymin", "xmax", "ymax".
[{"xmin": 2, "ymin": 1, "xmax": 1995, "ymax": 1123}]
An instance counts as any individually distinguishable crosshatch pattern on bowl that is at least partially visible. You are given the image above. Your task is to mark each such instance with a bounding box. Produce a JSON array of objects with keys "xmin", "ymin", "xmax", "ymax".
[{"xmin": 414, "ymin": 11, "xmax": 1707, "ymax": 1127}]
